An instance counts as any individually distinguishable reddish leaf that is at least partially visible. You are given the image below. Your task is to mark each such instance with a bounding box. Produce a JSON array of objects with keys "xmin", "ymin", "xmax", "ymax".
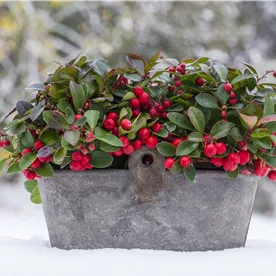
[
  {"xmin": 239, "ymin": 112, "xmax": 258, "ymax": 130},
  {"xmin": 257, "ymin": 115, "xmax": 276, "ymax": 126}
]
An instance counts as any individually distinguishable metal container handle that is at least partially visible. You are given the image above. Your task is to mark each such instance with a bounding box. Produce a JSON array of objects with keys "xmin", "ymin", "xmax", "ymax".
[{"xmin": 128, "ymin": 146, "xmax": 165, "ymax": 203}]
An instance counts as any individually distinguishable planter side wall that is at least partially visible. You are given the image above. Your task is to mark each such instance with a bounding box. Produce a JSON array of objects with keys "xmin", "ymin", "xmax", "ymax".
[{"xmin": 38, "ymin": 170, "xmax": 259, "ymax": 251}]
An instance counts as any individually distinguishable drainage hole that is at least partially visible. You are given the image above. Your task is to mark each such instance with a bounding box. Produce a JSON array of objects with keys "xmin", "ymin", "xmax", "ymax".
[{"xmin": 142, "ymin": 154, "xmax": 154, "ymax": 166}]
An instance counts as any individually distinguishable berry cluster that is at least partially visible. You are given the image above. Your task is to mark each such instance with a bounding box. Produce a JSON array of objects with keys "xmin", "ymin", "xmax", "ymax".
[{"xmin": 69, "ymin": 151, "xmax": 93, "ymax": 171}]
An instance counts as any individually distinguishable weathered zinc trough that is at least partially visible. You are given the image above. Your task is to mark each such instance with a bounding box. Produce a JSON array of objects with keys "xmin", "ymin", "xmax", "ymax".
[{"xmin": 38, "ymin": 148, "xmax": 259, "ymax": 251}]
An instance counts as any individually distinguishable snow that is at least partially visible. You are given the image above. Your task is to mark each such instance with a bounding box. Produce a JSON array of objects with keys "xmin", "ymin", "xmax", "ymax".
[{"xmin": 1, "ymin": 181, "xmax": 276, "ymax": 276}]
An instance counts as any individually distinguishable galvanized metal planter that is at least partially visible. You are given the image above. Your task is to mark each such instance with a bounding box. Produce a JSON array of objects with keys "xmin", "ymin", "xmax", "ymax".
[{"xmin": 38, "ymin": 148, "xmax": 259, "ymax": 251}]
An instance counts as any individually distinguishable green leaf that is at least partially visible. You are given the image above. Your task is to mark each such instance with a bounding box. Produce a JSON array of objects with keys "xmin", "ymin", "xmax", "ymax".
[
  {"xmin": 189, "ymin": 148, "xmax": 201, "ymax": 158},
  {"xmin": 21, "ymin": 130, "xmax": 34, "ymax": 148},
  {"xmin": 226, "ymin": 167, "xmax": 239, "ymax": 180},
  {"xmin": 74, "ymin": 116, "xmax": 87, "ymax": 126},
  {"xmin": 188, "ymin": 107, "xmax": 205, "ymax": 134},
  {"xmin": 24, "ymin": 180, "xmax": 38, "ymax": 193},
  {"xmin": 65, "ymin": 107, "xmax": 75, "ymax": 124},
  {"xmin": 251, "ymin": 128, "xmax": 270, "ymax": 138},
  {"xmin": 64, "ymin": 130, "xmax": 80, "ymax": 146},
  {"xmin": 231, "ymin": 74, "xmax": 254, "ymax": 85},
  {"xmin": 52, "ymin": 148, "xmax": 67, "ymax": 165},
  {"xmin": 264, "ymin": 94, "xmax": 276, "ymax": 116},
  {"xmin": 165, "ymin": 122, "xmax": 176, "ymax": 132},
  {"xmin": 195, "ymin": 93, "xmax": 219, "ymax": 109},
  {"xmin": 57, "ymin": 100, "xmax": 72, "ymax": 113},
  {"xmin": 30, "ymin": 185, "xmax": 42, "ymax": 204},
  {"xmin": 215, "ymin": 83, "xmax": 229, "ymax": 105},
  {"xmin": 94, "ymin": 126, "xmax": 111, "ymax": 137},
  {"xmin": 119, "ymin": 107, "xmax": 132, "ymax": 121},
  {"xmin": 96, "ymin": 134, "xmax": 123, "ymax": 147},
  {"xmin": 167, "ymin": 112, "xmax": 193, "ymax": 130},
  {"xmin": 100, "ymin": 142, "xmax": 121, "ymax": 152},
  {"xmin": 242, "ymin": 102, "xmax": 263, "ymax": 119},
  {"xmin": 25, "ymin": 82, "xmax": 45, "ymax": 91},
  {"xmin": 246, "ymin": 140, "xmax": 258, "ymax": 153},
  {"xmin": 153, "ymin": 128, "xmax": 168, "ymax": 138},
  {"xmin": 69, "ymin": 81, "xmax": 85, "ymax": 112},
  {"xmin": 243, "ymin": 63, "xmax": 258, "ymax": 75},
  {"xmin": 0, "ymin": 159, "xmax": 7, "ymax": 173},
  {"xmin": 171, "ymin": 161, "xmax": 184, "ymax": 173},
  {"xmin": 30, "ymin": 101, "xmax": 45, "ymax": 122},
  {"xmin": 261, "ymin": 154, "xmax": 276, "ymax": 168},
  {"xmin": 84, "ymin": 110, "xmax": 100, "ymax": 129},
  {"xmin": 43, "ymin": 111, "xmax": 69, "ymax": 130},
  {"xmin": 7, "ymin": 162, "xmax": 21, "ymax": 175},
  {"xmin": 252, "ymin": 137, "xmax": 272, "ymax": 149},
  {"xmin": 122, "ymin": 92, "xmax": 136, "ymax": 101},
  {"xmin": 6, "ymin": 122, "xmax": 26, "ymax": 136},
  {"xmin": 176, "ymin": 141, "xmax": 199, "ymax": 156},
  {"xmin": 230, "ymin": 127, "xmax": 244, "ymax": 141},
  {"xmin": 210, "ymin": 121, "xmax": 235, "ymax": 139},
  {"xmin": 239, "ymin": 113, "xmax": 258, "ymax": 130},
  {"xmin": 188, "ymin": 132, "xmax": 203, "ymax": 142},
  {"xmin": 36, "ymin": 163, "xmax": 54, "ymax": 178},
  {"xmin": 214, "ymin": 64, "xmax": 228, "ymax": 81},
  {"xmin": 156, "ymin": 142, "xmax": 176, "ymax": 157},
  {"xmin": 184, "ymin": 165, "xmax": 196, "ymax": 182},
  {"xmin": 89, "ymin": 150, "xmax": 113, "ymax": 168},
  {"xmin": 125, "ymin": 74, "xmax": 142, "ymax": 82},
  {"xmin": 40, "ymin": 131, "xmax": 59, "ymax": 146},
  {"xmin": 19, "ymin": 152, "xmax": 37, "ymax": 171},
  {"xmin": 16, "ymin": 101, "xmax": 34, "ymax": 118}
]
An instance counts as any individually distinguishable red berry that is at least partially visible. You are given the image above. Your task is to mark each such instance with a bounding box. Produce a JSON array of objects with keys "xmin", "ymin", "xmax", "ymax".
[
  {"xmin": 223, "ymin": 161, "xmax": 237, "ymax": 172},
  {"xmin": 133, "ymin": 86, "xmax": 144, "ymax": 97},
  {"xmin": 229, "ymin": 98, "xmax": 238, "ymax": 105},
  {"xmin": 120, "ymin": 136, "xmax": 130, "ymax": 147},
  {"xmin": 86, "ymin": 164, "xmax": 93, "ymax": 170},
  {"xmin": 149, "ymin": 108, "xmax": 158, "ymax": 118},
  {"xmin": 70, "ymin": 161, "xmax": 83, "ymax": 171},
  {"xmin": 157, "ymin": 105, "xmax": 164, "ymax": 113},
  {"xmin": 133, "ymin": 139, "xmax": 143, "ymax": 150},
  {"xmin": 229, "ymin": 91, "xmax": 236, "ymax": 99},
  {"xmin": 179, "ymin": 63, "xmax": 186, "ymax": 69},
  {"xmin": 130, "ymin": 98, "xmax": 140, "ymax": 109},
  {"xmin": 175, "ymin": 80, "xmax": 181, "ymax": 87},
  {"xmin": 195, "ymin": 78, "xmax": 205, "ymax": 86},
  {"xmin": 164, "ymin": 158, "xmax": 175, "ymax": 170},
  {"xmin": 176, "ymin": 67, "xmax": 185, "ymax": 74},
  {"xmin": 145, "ymin": 136, "xmax": 158, "ymax": 148},
  {"xmin": 72, "ymin": 151, "xmax": 82, "ymax": 161},
  {"xmin": 132, "ymin": 109, "xmax": 141, "ymax": 118},
  {"xmin": 107, "ymin": 112, "xmax": 118, "ymax": 121},
  {"xmin": 241, "ymin": 169, "xmax": 251, "ymax": 175},
  {"xmin": 254, "ymin": 164, "xmax": 268, "ymax": 177},
  {"xmin": 163, "ymin": 100, "xmax": 171, "ymax": 109},
  {"xmin": 103, "ymin": 118, "xmax": 115, "ymax": 130},
  {"xmin": 160, "ymin": 112, "xmax": 167, "ymax": 118},
  {"xmin": 75, "ymin": 114, "xmax": 82, "ymax": 121},
  {"xmin": 171, "ymin": 138, "xmax": 183, "ymax": 147},
  {"xmin": 112, "ymin": 126, "xmax": 119, "ymax": 136},
  {"xmin": 81, "ymin": 148, "xmax": 88, "ymax": 155},
  {"xmin": 81, "ymin": 155, "xmax": 90, "ymax": 165},
  {"xmin": 141, "ymin": 102, "xmax": 151, "ymax": 110},
  {"xmin": 139, "ymin": 92, "xmax": 150, "ymax": 104},
  {"xmin": 204, "ymin": 144, "xmax": 217, "ymax": 157},
  {"xmin": 123, "ymin": 144, "xmax": 134, "ymax": 155},
  {"xmin": 273, "ymin": 72, "xmax": 276, "ymax": 78},
  {"xmin": 211, "ymin": 158, "xmax": 225, "ymax": 167},
  {"xmin": 138, "ymin": 128, "xmax": 151, "ymax": 140},
  {"xmin": 31, "ymin": 158, "xmax": 42, "ymax": 169},
  {"xmin": 113, "ymin": 149, "xmax": 124, "ymax": 157},
  {"xmin": 25, "ymin": 170, "xmax": 36, "ymax": 180},
  {"xmin": 221, "ymin": 110, "xmax": 228, "ymax": 118},
  {"xmin": 238, "ymin": 141, "xmax": 247, "ymax": 151},
  {"xmin": 224, "ymin": 83, "xmax": 233, "ymax": 92},
  {"xmin": 179, "ymin": 156, "xmax": 191, "ymax": 168},
  {"xmin": 120, "ymin": 119, "xmax": 132, "ymax": 131},
  {"xmin": 177, "ymin": 90, "xmax": 183, "ymax": 95},
  {"xmin": 215, "ymin": 142, "xmax": 227, "ymax": 155},
  {"xmin": 38, "ymin": 156, "xmax": 52, "ymax": 163},
  {"xmin": 169, "ymin": 67, "xmax": 175, "ymax": 72},
  {"xmin": 2, "ymin": 140, "xmax": 10, "ymax": 147},
  {"xmin": 72, "ymin": 125, "xmax": 79, "ymax": 130},
  {"xmin": 151, "ymin": 122, "xmax": 162, "ymax": 133},
  {"xmin": 34, "ymin": 141, "xmax": 44, "ymax": 150},
  {"xmin": 268, "ymin": 171, "xmax": 276, "ymax": 181},
  {"xmin": 88, "ymin": 144, "xmax": 96, "ymax": 151},
  {"xmin": 239, "ymin": 151, "xmax": 250, "ymax": 165},
  {"xmin": 22, "ymin": 148, "xmax": 32, "ymax": 155},
  {"xmin": 168, "ymin": 86, "xmax": 175, "ymax": 92},
  {"xmin": 227, "ymin": 152, "xmax": 240, "ymax": 164},
  {"xmin": 0, "ymin": 141, "xmax": 3, "ymax": 147}
]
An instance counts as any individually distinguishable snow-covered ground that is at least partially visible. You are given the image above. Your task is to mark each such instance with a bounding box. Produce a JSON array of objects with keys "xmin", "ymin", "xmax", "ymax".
[{"xmin": 1, "ymin": 181, "xmax": 276, "ymax": 276}]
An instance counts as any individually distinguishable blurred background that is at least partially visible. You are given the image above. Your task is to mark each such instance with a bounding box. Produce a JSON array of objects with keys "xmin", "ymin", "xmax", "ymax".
[{"xmin": 0, "ymin": 1, "xmax": 276, "ymax": 216}]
